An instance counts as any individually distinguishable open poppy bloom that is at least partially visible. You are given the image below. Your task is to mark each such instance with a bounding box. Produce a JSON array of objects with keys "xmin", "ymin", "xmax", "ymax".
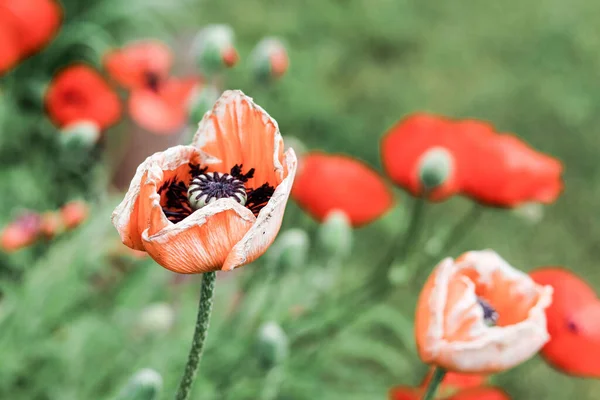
[
  {"xmin": 1, "ymin": 212, "xmax": 42, "ymax": 252},
  {"xmin": 45, "ymin": 64, "xmax": 122, "ymax": 130},
  {"xmin": 291, "ymin": 152, "xmax": 393, "ymax": 227},
  {"xmin": 0, "ymin": 0, "xmax": 62, "ymax": 65},
  {"xmin": 128, "ymin": 77, "xmax": 200, "ymax": 135},
  {"xmin": 112, "ymin": 90, "xmax": 296, "ymax": 273},
  {"xmin": 104, "ymin": 40, "xmax": 173, "ymax": 90},
  {"xmin": 415, "ymin": 250, "xmax": 552, "ymax": 373},
  {"xmin": 389, "ymin": 369, "xmax": 508, "ymax": 400},
  {"xmin": 530, "ymin": 268, "xmax": 600, "ymax": 378},
  {"xmin": 381, "ymin": 113, "xmax": 563, "ymax": 207}
]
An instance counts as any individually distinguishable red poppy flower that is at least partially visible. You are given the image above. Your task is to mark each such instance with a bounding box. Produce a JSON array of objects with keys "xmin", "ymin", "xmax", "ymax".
[
  {"xmin": 0, "ymin": 14, "xmax": 21, "ymax": 75},
  {"xmin": 1, "ymin": 212, "xmax": 42, "ymax": 252},
  {"xmin": 0, "ymin": 0, "xmax": 62, "ymax": 58},
  {"xmin": 421, "ymin": 370, "xmax": 486, "ymax": 391},
  {"xmin": 530, "ymin": 268, "xmax": 600, "ymax": 378},
  {"xmin": 104, "ymin": 40, "xmax": 173, "ymax": 90},
  {"xmin": 381, "ymin": 113, "xmax": 563, "ymax": 207},
  {"xmin": 292, "ymin": 152, "xmax": 393, "ymax": 227},
  {"xmin": 129, "ymin": 77, "xmax": 200, "ymax": 134},
  {"xmin": 45, "ymin": 64, "xmax": 122, "ymax": 130}
]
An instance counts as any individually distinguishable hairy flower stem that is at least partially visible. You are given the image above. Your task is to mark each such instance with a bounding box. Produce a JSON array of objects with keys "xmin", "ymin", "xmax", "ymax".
[
  {"xmin": 175, "ymin": 271, "xmax": 216, "ymax": 400},
  {"xmin": 422, "ymin": 367, "xmax": 446, "ymax": 400}
]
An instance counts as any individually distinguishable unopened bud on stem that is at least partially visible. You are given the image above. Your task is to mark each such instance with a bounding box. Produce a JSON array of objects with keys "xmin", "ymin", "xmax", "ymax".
[{"xmin": 417, "ymin": 147, "xmax": 453, "ymax": 190}]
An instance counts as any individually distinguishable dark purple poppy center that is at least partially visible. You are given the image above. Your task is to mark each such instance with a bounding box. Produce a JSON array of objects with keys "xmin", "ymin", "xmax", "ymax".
[
  {"xmin": 144, "ymin": 71, "xmax": 161, "ymax": 92},
  {"xmin": 477, "ymin": 297, "xmax": 499, "ymax": 327}
]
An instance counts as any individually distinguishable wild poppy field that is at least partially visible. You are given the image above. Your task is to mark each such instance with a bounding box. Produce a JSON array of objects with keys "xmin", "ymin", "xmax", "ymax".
[{"xmin": 1, "ymin": 0, "xmax": 600, "ymax": 399}]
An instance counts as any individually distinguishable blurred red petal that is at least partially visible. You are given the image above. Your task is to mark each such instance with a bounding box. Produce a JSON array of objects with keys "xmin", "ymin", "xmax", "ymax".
[
  {"xmin": 128, "ymin": 77, "xmax": 199, "ymax": 134},
  {"xmin": 0, "ymin": 0, "xmax": 62, "ymax": 57},
  {"xmin": 388, "ymin": 386, "xmax": 423, "ymax": 400},
  {"xmin": 0, "ymin": 213, "xmax": 41, "ymax": 252},
  {"xmin": 447, "ymin": 387, "xmax": 511, "ymax": 400},
  {"xmin": 0, "ymin": 14, "xmax": 21, "ymax": 75},
  {"xmin": 530, "ymin": 268, "xmax": 600, "ymax": 377},
  {"xmin": 421, "ymin": 369, "xmax": 487, "ymax": 391},
  {"xmin": 104, "ymin": 40, "xmax": 173, "ymax": 89},
  {"xmin": 45, "ymin": 64, "xmax": 122, "ymax": 130},
  {"xmin": 292, "ymin": 152, "xmax": 393, "ymax": 227}
]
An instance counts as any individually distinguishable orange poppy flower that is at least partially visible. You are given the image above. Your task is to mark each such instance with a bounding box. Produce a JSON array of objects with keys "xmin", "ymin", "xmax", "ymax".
[
  {"xmin": 61, "ymin": 200, "xmax": 89, "ymax": 230},
  {"xmin": 45, "ymin": 64, "xmax": 122, "ymax": 130},
  {"xmin": 104, "ymin": 40, "xmax": 173, "ymax": 90},
  {"xmin": 381, "ymin": 114, "xmax": 563, "ymax": 207},
  {"xmin": 0, "ymin": 0, "xmax": 62, "ymax": 58},
  {"xmin": 291, "ymin": 152, "xmax": 393, "ymax": 227},
  {"xmin": 0, "ymin": 212, "xmax": 41, "ymax": 252},
  {"xmin": 530, "ymin": 268, "xmax": 600, "ymax": 378},
  {"xmin": 128, "ymin": 77, "xmax": 200, "ymax": 134},
  {"xmin": 112, "ymin": 90, "xmax": 297, "ymax": 273},
  {"xmin": 415, "ymin": 250, "xmax": 552, "ymax": 373}
]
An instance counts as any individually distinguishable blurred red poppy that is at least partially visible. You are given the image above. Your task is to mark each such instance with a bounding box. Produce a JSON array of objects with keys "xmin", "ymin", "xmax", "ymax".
[
  {"xmin": 530, "ymin": 268, "xmax": 600, "ymax": 378},
  {"xmin": 0, "ymin": 15, "xmax": 21, "ymax": 75},
  {"xmin": 292, "ymin": 152, "xmax": 393, "ymax": 227},
  {"xmin": 0, "ymin": 212, "xmax": 41, "ymax": 252},
  {"xmin": 128, "ymin": 77, "xmax": 200, "ymax": 134},
  {"xmin": 45, "ymin": 64, "xmax": 122, "ymax": 130},
  {"xmin": 421, "ymin": 370, "xmax": 486, "ymax": 391},
  {"xmin": 61, "ymin": 200, "xmax": 89, "ymax": 230},
  {"xmin": 389, "ymin": 384, "xmax": 509, "ymax": 400},
  {"xmin": 381, "ymin": 113, "xmax": 563, "ymax": 207},
  {"xmin": 104, "ymin": 40, "xmax": 173, "ymax": 90},
  {"xmin": 0, "ymin": 0, "xmax": 62, "ymax": 57}
]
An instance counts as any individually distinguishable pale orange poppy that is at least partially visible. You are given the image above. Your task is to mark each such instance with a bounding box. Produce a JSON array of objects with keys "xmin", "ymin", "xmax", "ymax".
[
  {"xmin": 415, "ymin": 250, "xmax": 552, "ymax": 373},
  {"xmin": 112, "ymin": 90, "xmax": 297, "ymax": 274}
]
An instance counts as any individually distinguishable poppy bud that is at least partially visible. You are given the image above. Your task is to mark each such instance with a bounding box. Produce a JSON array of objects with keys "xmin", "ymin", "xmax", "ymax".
[
  {"xmin": 60, "ymin": 200, "xmax": 89, "ymax": 230},
  {"xmin": 318, "ymin": 210, "xmax": 353, "ymax": 259},
  {"xmin": 59, "ymin": 120, "xmax": 101, "ymax": 147},
  {"xmin": 269, "ymin": 228, "xmax": 310, "ymax": 271},
  {"xmin": 250, "ymin": 37, "xmax": 289, "ymax": 82},
  {"xmin": 187, "ymin": 85, "xmax": 220, "ymax": 125},
  {"xmin": 115, "ymin": 368, "xmax": 162, "ymax": 400},
  {"xmin": 513, "ymin": 202, "xmax": 544, "ymax": 224},
  {"xmin": 256, "ymin": 322, "xmax": 288, "ymax": 369},
  {"xmin": 137, "ymin": 302, "xmax": 175, "ymax": 334},
  {"xmin": 417, "ymin": 147, "xmax": 454, "ymax": 190},
  {"xmin": 192, "ymin": 25, "xmax": 238, "ymax": 76}
]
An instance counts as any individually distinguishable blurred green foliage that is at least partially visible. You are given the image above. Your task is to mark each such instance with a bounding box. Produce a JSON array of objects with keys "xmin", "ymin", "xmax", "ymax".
[{"xmin": 1, "ymin": 0, "xmax": 600, "ymax": 399}]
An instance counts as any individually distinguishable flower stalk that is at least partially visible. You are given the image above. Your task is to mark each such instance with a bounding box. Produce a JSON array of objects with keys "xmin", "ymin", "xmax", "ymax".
[
  {"xmin": 421, "ymin": 367, "xmax": 446, "ymax": 400},
  {"xmin": 175, "ymin": 271, "xmax": 216, "ymax": 400}
]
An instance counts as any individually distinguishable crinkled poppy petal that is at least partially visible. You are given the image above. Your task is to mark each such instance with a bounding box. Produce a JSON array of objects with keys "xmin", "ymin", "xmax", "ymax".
[
  {"xmin": 222, "ymin": 148, "xmax": 296, "ymax": 271},
  {"xmin": 530, "ymin": 268, "xmax": 600, "ymax": 378},
  {"xmin": 415, "ymin": 250, "xmax": 552, "ymax": 373},
  {"xmin": 104, "ymin": 40, "xmax": 173, "ymax": 89},
  {"xmin": 192, "ymin": 90, "xmax": 285, "ymax": 190},
  {"xmin": 111, "ymin": 145, "xmax": 214, "ymax": 250},
  {"xmin": 447, "ymin": 387, "xmax": 511, "ymax": 400},
  {"xmin": 141, "ymin": 198, "xmax": 256, "ymax": 274},
  {"xmin": 388, "ymin": 386, "xmax": 423, "ymax": 400},
  {"xmin": 129, "ymin": 77, "xmax": 199, "ymax": 135},
  {"xmin": 0, "ymin": 0, "xmax": 62, "ymax": 57},
  {"xmin": 45, "ymin": 64, "xmax": 122, "ymax": 130},
  {"xmin": 381, "ymin": 113, "xmax": 461, "ymax": 201},
  {"xmin": 292, "ymin": 152, "xmax": 393, "ymax": 227}
]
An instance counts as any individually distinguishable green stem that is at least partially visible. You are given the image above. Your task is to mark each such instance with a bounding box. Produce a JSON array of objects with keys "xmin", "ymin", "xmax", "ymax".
[
  {"xmin": 422, "ymin": 367, "xmax": 446, "ymax": 400},
  {"xmin": 259, "ymin": 366, "xmax": 284, "ymax": 400},
  {"xmin": 175, "ymin": 271, "xmax": 217, "ymax": 400}
]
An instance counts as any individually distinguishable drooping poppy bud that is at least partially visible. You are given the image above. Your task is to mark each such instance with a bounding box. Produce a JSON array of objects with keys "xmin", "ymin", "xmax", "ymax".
[
  {"xmin": 192, "ymin": 25, "xmax": 238, "ymax": 76},
  {"xmin": 418, "ymin": 147, "xmax": 454, "ymax": 191},
  {"xmin": 318, "ymin": 209, "xmax": 353, "ymax": 259},
  {"xmin": 115, "ymin": 369, "xmax": 162, "ymax": 400},
  {"xmin": 250, "ymin": 37, "xmax": 289, "ymax": 82},
  {"xmin": 60, "ymin": 200, "xmax": 89, "ymax": 230},
  {"xmin": 256, "ymin": 322, "xmax": 288, "ymax": 369},
  {"xmin": 59, "ymin": 120, "xmax": 101, "ymax": 147}
]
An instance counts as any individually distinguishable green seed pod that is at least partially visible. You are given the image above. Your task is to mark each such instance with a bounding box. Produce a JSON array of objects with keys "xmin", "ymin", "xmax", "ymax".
[
  {"xmin": 256, "ymin": 322, "xmax": 288, "ymax": 370},
  {"xmin": 417, "ymin": 147, "xmax": 453, "ymax": 190},
  {"xmin": 318, "ymin": 210, "xmax": 353, "ymax": 259},
  {"xmin": 114, "ymin": 369, "xmax": 162, "ymax": 400}
]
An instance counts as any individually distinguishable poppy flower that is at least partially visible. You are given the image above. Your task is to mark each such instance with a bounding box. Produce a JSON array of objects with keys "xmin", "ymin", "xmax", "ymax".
[
  {"xmin": 291, "ymin": 152, "xmax": 393, "ymax": 227},
  {"xmin": 112, "ymin": 90, "xmax": 297, "ymax": 274},
  {"xmin": 0, "ymin": 0, "xmax": 62, "ymax": 59},
  {"xmin": 415, "ymin": 250, "xmax": 552, "ymax": 373},
  {"xmin": 129, "ymin": 77, "xmax": 200, "ymax": 134},
  {"xmin": 61, "ymin": 200, "xmax": 89, "ymax": 230},
  {"xmin": 104, "ymin": 40, "xmax": 173, "ymax": 90},
  {"xmin": 0, "ymin": 14, "xmax": 21, "ymax": 75},
  {"xmin": 530, "ymin": 268, "xmax": 600, "ymax": 378},
  {"xmin": 0, "ymin": 212, "xmax": 42, "ymax": 252},
  {"xmin": 380, "ymin": 113, "xmax": 563, "ymax": 207},
  {"xmin": 45, "ymin": 64, "xmax": 122, "ymax": 130}
]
